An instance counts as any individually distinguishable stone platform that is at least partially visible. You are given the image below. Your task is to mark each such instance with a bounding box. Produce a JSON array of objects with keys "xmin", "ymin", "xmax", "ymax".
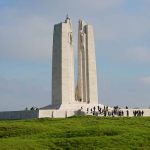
[{"xmin": 0, "ymin": 104, "xmax": 150, "ymax": 120}]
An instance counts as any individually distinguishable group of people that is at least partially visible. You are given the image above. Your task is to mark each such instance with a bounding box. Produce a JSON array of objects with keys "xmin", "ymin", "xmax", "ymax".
[
  {"xmin": 112, "ymin": 106, "xmax": 129, "ymax": 117},
  {"xmin": 133, "ymin": 110, "xmax": 144, "ymax": 116},
  {"xmin": 84, "ymin": 105, "xmax": 144, "ymax": 117},
  {"xmin": 86, "ymin": 105, "xmax": 108, "ymax": 116},
  {"xmin": 25, "ymin": 106, "xmax": 39, "ymax": 111},
  {"xmin": 85, "ymin": 105, "xmax": 127, "ymax": 117}
]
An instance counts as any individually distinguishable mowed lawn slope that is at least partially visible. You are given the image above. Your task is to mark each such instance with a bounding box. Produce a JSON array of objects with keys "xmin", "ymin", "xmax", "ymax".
[{"xmin": 0, "ymin": 116, "xmax": 150, "ymax": 150}]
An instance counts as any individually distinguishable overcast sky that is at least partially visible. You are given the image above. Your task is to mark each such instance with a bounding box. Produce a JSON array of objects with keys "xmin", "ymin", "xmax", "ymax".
[{"xmin": 0, "ymin": 0, "xmax": 150, "ymax": 111}]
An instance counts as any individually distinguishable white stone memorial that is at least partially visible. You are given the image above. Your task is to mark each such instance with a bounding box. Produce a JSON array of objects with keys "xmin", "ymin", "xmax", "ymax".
[{"xmin": 41, "ymin": 16, "xmax": 101, "ymax": 112}]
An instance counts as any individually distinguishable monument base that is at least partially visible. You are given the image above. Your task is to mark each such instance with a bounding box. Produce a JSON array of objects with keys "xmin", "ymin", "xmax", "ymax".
[
  {"xmin": 40, "ymin": 103, "xmax": 104, "ymax": 111},
  {"xmin": 0, "ymin": 104, "xmax": 150, "ymax": 120},
  {"xmin": 39, "ymin": 103, "xmax": 104, "ymax": 118}
]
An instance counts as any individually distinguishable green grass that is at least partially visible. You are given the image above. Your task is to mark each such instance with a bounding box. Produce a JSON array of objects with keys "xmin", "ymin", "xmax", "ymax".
[{"xmin": 0, "ymin": 116, "xmax": 150, "ymax": 150}]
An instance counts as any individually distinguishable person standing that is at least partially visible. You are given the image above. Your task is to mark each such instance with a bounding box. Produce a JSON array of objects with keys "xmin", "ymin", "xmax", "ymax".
[
  {"xmin": 126, "ymin": 110, "xmax": 129, "ymax": 117},
  {"xmin": 141, "ymin": 110, "xmax": 144, "ymax": 116}
]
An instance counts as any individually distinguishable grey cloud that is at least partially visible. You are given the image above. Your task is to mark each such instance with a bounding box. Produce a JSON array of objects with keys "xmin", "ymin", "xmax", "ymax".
[
  {"xmin": 0, "ymin": 77, "xmax": 51, "ymax": 111},
  {"xmin": 140, "ymin": 76, "xmax": 150, "ymax": 85},
  {"xmin": 125, "ymin": 47, "xmax": 150, "ymax": 63},
  {"xmin": 102, "ymin": 46, "xmax": 150, "ymax": 64},
  {"xmin": 95, "ymin": 13, "xmax": 150, "ymax": 42},
  {"xmin": 100, "ymin": 76, "xmax": 150, "ymax": 108},
  {"xmin": 0, "ymin": 11, "xmax": 52, "ymax": 61}
]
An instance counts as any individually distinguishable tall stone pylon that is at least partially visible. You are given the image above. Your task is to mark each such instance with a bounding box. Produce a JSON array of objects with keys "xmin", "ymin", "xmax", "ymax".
[
  {"xmin": 52, "ymin": 16, "xmax": 74, "ymax": 106},
  {"xmin": 76, "ymin": 19, "xmax": 98, "ymax": 104}
]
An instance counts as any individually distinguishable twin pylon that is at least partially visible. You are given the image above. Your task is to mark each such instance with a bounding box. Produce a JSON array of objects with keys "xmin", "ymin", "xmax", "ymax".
[{"xmin": 52, "ymin": 17, "xmax": 98, "ymax": 106}]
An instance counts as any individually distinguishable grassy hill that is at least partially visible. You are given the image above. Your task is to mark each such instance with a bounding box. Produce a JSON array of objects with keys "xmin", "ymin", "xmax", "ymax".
[{"xmin": 0, "ymin": 116, "xmax": 150, "ymax": 150}]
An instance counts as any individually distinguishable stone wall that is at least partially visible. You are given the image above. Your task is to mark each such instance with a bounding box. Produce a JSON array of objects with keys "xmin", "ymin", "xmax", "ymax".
[
  {"xmin": 39, "ymin": 110, "xmax": 75, "ymax": 118},
  {"xmin": 0, "ymin": 108, "xmax": 150, "ymax": 120},
  {"xmin": 0, "ymin": 110, "xmax": 39, "ymax": 120}
]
